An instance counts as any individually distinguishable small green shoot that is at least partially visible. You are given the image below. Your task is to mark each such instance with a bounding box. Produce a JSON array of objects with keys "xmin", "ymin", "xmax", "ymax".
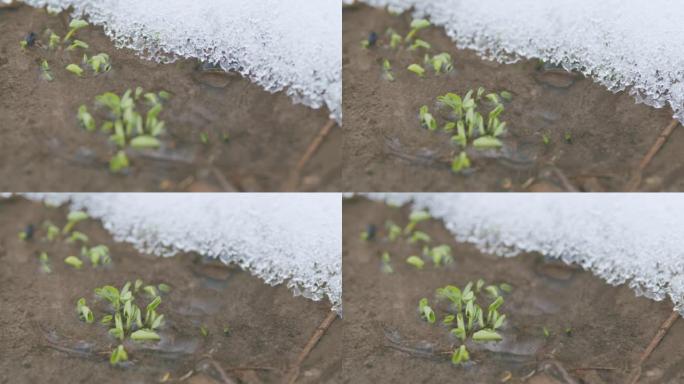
[
  {"xmin": 110, "ymin": 151, "xmax": 130, "ymax": 173},
  {"xmin": 200, "ymin": 326, "xmax": 209, "ymax": 337},
  {"xmin": 407, "ymin": 63, "xmax": 425, "ymax": 77},
  {"xmin": 66, "ymin": 64, "xmax": 84, "ymax": 77},
  {"xmin": 409, "ymin": 39, "xmax": 431, "ymax": 51},
  {"xmin": 381, "ymin": 58, "xmax": 394, "ymax": 82},
  {"xmin": 418, "ymin": 298, "xmax": 436, "ymax": 323},
  {"xmin": 542, "ymin": 133, "xmax": 550, "ymax": 146},
  {"xmin": 131, "ymin": 329, "xmax": 161, "ymax": 341},
  {"xmin": 406, "ymin": 19, "xmax": 430, "ymax": 41},
  {"xmin": 542, "ymin": 326, "xmax": 550, "ymax": 338},
  {"xmin": 406, "ymin": 256, "xmax": 425, "ymax": 269},
  {"xmin": 223, "ymin": 326, "xmax": 231, "ymax": 336},
  {"xmin": 429, "ymin": 53, "xmax": 453, "ymax": 73},
  {"xmin": 473, "ymin": 136, "xmax": 503, "ymax": 149},
  {"xmin": 472, "ymin": 329, "xmax": 502, "ymax": 342},
  {"xmin": 499, "ymin": 283, "xmax": 512, "ymax": 293},
  {"xmin": 131, "ymin": 136, "xmax": 161, "ymax": 150},
  {"xmin": 67, "ymin": 40, "xmax": 89, "ymax": 51},
  {"xmin": 76, "ymin": 298, "xmax": 94, "ymax": 323},
  {"xmin": 64, "ymin": 19, "xmax": 89, "ymax": 42},
  {"xmin": 88, "ymin": 53, "xmax": 111, "ymax": 73},
  {"xmin": 564, "ymin": 131, "xmax": 573, "ymax": 143},
  {"xmin": 85, "ymin": 245, "xmax": 111, "ymax": 266},
  {"xmin": 158, "ymin": 283, "xmax": 171, "ymax": 293},
  {"xmin": 451, "ymin": 152, "xmax": 471, "ymax": 173},
  {"xmin": 200, "ymin": 132, "xmax": 209, "ymax": 145},
  {"xmin": 64, "ymin": 256, "xmax": 84, "ymax": 269},
  {"xmin": 40, "ymin": 60, "xmax": 54, "ymax": 82},
  {"xmin": 62, "ymin": 211, "xmax": 88, "ymax": 234},
  {"xmin": 110, "ymin": 345, "xmax": 128, "ymax": 366},
  {"xmin": 78, "ymin": 105, "xmax": 96, "ymax": 132},
  {"xmin": 38, "ymin": 252, "xmax": 52, "ymax": 273},
  {"xmin": 451, "ymin": 345, "xmax": 470, "ymax": 365},
  {"xmin": 381, "ymin": 251, "xmax": 393, "ymax": 274},
  {"xmin": 418, "ymin": 105, "xmax": 437, "ymax": 130}
]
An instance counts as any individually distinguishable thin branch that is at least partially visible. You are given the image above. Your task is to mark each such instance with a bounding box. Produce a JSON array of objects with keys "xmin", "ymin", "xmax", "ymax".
[{"xmin": 282, "ymin": 311, "xmax": 337, "ymax": 384}]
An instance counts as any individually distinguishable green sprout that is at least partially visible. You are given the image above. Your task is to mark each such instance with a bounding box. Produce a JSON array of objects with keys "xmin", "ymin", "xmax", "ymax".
[
  {"xmin": 409, "ymin": 39, "xmax": 431, "ymax": 51},
  {"xmin": 66, "ymin": 40, "xmax": 89, "ymax": 51},
  {"xmin": 131, "ymin": 136, "xmax": 161, "ymax": 150},
  {"xmin": 418, "ymin": 298, "xmax": 436, "ymax": 323},
  {"xmin": 87, "ymin": 280, "xmax": 166, "ymax": 355},
  {"xmin": 451, "ymin": 345, "xmax": 470, "ymax": 365},
  {"xmin": 64, "ymin": 256, "xmax": 84, "ymax": 269},
  {"xmin": 381, "ymin": 251, "xmax": 393, "ymax": 274},
  {"xmin": 223, "ymin": 326, "xmax": 231, "ymax": 336},
  {"xmin": 88, "ymin": 53, "xmax": 111, "ymax": 73},
  {"xmin": 406, "ymin": 19, "xmax": 430, "ymax": 41},
  {"xmin": 451, "ymin": 151, "xmax": 470, "ymax": 173},
  {"xmin": 407, "ymin": 63, "xmax": 425, "ymax": 77},
  {"xmin": 406, "ymin": 255, "xmax": 425, "ymax": 269},
  {"xmin": 389, "ymin": 31, "xmax": 402, "ymax": 49},
  {"xmin": 48, "ymin": 32, "xmax": 61, "ymax": 49},
  {"xmin": 542, "ymin": 133, "xmax": 550, "ymax": 146},
  {"xmin": 418, "ymin": 105, "xmax": 437, "ymax": 131},
  {"xmin": 499, "ymin": 283, "xmax": 513, "ymax": 293},
  {"xmin": 40, "ymin": 60, "xmax": 54, "ymax": 82},
  {"xmin": 409, "ymin": 230, "xmax": 430, "ymax": 244},
  {"xmin": 472, "ymin": 329, "xmax": 503, "ymax": 342},
  {"xmin": 473, "ymin": 136, "xmax": 503, "ymax": 149},
  {"xmin": 500, "ymin": 91, "xmax": 513, "ymax": 101},
  {"xmin": 385, "ymin": 221, "xmax": 402, "ymax": 241},
  {"xmin": 158, "ymin": 283, "xmax": 172, "ymax": 293},
  {"xmin": 66, "ymin": 64, "xmax": 84, "ymax": 77},
  {"xmin": 564, "ymin": 131, "xmax": 573, "ymax": 143},
  {"xmin": 66, "ymin": 231, "xmax": 89, "ymax": 244},
  {"xmin": 78, "ymin": 105, "xmax": 96, "ymax": 132},
  {"xmin": 381, "ymin": 59, "xmax": 394, "ymax": 82},
  {"xmin": 404, "ymin": 210, "xmax": 430, "ymax": 234},
  {"xmin": 110, "ymin": 151, "xmax": 130, "ymax": 173},
  {"xmin": 542, "ymin": 326, "xmax": 550, "ymax": 338},
  {"xmin": 63, "ymin": 211, "xmax": 88, "ymax": 234},
  {"xmin": 143, "ymin": 285, "xmax": 158, "ymax": 298},
  {"xmin": 427, "ymin": 244, "xmax": 452, "ymax": 266},
  {"xmin": 200, "ymin": 132, "xmax": 209, "ymax": 145},
  {"xmin": 110, "ymin": 345, "xmax": 128, "ymax": 366},
  {"xmin": 428, "ymin": 52, "xmax": 453, "ymax": 73},
  {"xmin": 64, "ymin": 19, "xmax": 89, "ymax": 42},
  {"xmin": 38, "ymin": 252, "xmax": 51, "ymax": 273},
  {"xmin": 76, "ymin": 298, "xmax": 94, "ymax": 323},
  {"xmin": 200, "ymin": 326, "xmax": 209, "ymax": 337},
  {"xmin": 44, "ymin": 222, "xmax": 60, "ymax": 241},
  {"xmin": 84, "ymin": 245, "xmax": 111, "ymax": 266}
]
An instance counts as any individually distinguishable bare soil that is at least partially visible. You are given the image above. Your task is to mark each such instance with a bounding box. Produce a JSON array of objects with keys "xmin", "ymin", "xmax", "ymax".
[
  {"xmin": 342, "ymin": 5, "xmax": 683, "ymax": 192},
  {"xmin": 0, "ymin": 196, "xmax": 341, "ymax": 384},
  {"xmin": 0, "ymin": 5, "xmax": 341, "ymax": 192},
  {"xmin": 342, "ymin": 196, "xmax": 684, "ymax": 383}
]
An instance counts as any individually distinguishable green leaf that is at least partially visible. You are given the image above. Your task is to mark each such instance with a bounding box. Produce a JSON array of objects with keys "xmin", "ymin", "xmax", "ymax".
[
  {"xmin": 409, "ymin": 39, "xmax": 431, "ymax": 51},
  {"xmin": 110, "ymin": 345, "xmax": 128, "ymax": 366},
  {"xmin": 130, "ymin": 136, "xmax": 161, "ymax": 150},
  {"xmin": 158, "ymin": 283, "xmax": 171, "ymax": 293},
  {"xmin": 409, "ymin": 231, "xmax": 431, "ymax": 244},
  {"xmin": 66, "ymin": 40, "xmax": 89, "ymax": 51},
  {"xmin": 451, "ymin": 152, "xmax": 471, "ymax": 173},
  {"xmin": 500, "ymin": 90, "xmax": 513, "ymax": 101},
  {"xmin": 64, "ymin": 256, "xmax": 83, "ymax": 269},
  {"xmin": 110, "ymin": 151, "xmax": 130, "ymax": 173},
  {"xmin": 406, "ymin": 256, "xmax": 425, "ymax": 269},
  {"xmin": 450, "ymin": 327, "xmax": 466, "ymax": 341},
  {"xmin": 131, "ymin": 329, "xmax": 160, "ymax": 341},
  {"xmin": 473, "ymin": 136, "xmax": 503, "ymax": 149},
  {"xmin": 499, "ymin": 283, "xmax": 513, "ymax": 293},
  {"xmin": 200, "ymin": 326, "xmax": 209, "ymax": 337},
  {"xmin": 66, "ymin": 64, "xmax": 84, "ymax": 77},
  {"xmin": 488, "ymin": 296, "xmax": 504, "ymax": 313},
  {"xmin": 451, "ymin": 345, "xmax": 470, "ymax": 364},
  {"xmin": 407, "ymin": 64, "xmax": 425, "ymax": 77},
  {"xmin": 472, "ymin": 329, "xmax": 503, "ymax": 342},
  {"xmin": 77, "ymin": 105, "xmax": 96, "ymax": 132}
]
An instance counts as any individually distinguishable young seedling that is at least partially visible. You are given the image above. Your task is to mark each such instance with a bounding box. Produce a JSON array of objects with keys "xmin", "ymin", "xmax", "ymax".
[
  {"xmin": 407, "ymin": 63, "xmax": 425, "ymax": 78},
  {"xmin": 451, "ymin": 345, "xmax": 470, "ymax": 365},
  {"xmin": 84, "ymin": 245, "xmax": 111, "ymax": 266},
  {"xmin": 66, "ymin": 64, "xmax": 84, "ymax": 77},
  {"xmin": 76, "ymin": 298, "xmax": 94, "ymax": 323},
  {"xmin": 110, "ymin": 345, "xmax": 128, "ymax": 366},
  {"xmin": 110, "ymin": 151, "xmax": 130, "ymax": 173},
  {"xmin": 429, "ymin": 53, "xmax": 453, "ymax": 73},
  {"xmin": 406, "ymin": 255, "xmax": 425, "ymax": 269},
  {"xmin": 48, "ymin": 31, "xmax": 61, "ymax": 50},
  {"xmin": 451, "ymin": 152, "xmax": 471, "ymax": 173},
  {"xmin": 388, "ymin": 30, "xmax": 402, "ymax": 49},
  {"xmin": 62, "ymin": 211, "xmax": 88, "ymax": 234},
  {"xmin": 404, "ymin": 210, "xmax": 430, "ymax": 234},
  {"xmin": 40, "ymin": 60, "xmax": 54, "ymax": 82},
  {"xmin": 64, "ymin": 19, "xmax": 88, "ymax": 42},
  {"xmin": 380, "ymin": 251, "xmax": 393, "ymax": 274},
  {"xmin": 406, "ymin": 19, "xmax": 430, "ymax": 41},
  {"xmin": 66, "ymin": 40, "xmax": 89, "ymax": 51},
  {"xmin": 418, "ymin": 298, "xmax": 436, "ymax": 323},
  {"xmin": 88, "ymin": 53, "xmax": 111, "ymax": 73},
  {"xmin": 409, "ymin": 230, "xmax": 430, "ymax": 244},
  {"xmin": 419, "ymin": 105, "xmax": 437, "ymax": 131},
  {"xmin": 427, "ymin": 244, "xmax": 452, "ymax": 266},
  {"xmin": 542, "ymin": 133, "xmax": 550, "ymax": 146},
  {"xmin": 199, "ymin": 132, "xmax": 209, "ymax": 145},
  {"xmin": 381, "ymin": 59, "xmax": 394, "ymax": 82},
  {"xmin": 78, "ymin": 105, "xmax": 96, "ymax": 132},
  {"xmin": 64, "ymin": 256, "xmax": 84, "ymax": 269},
  {"xmin": 409, "ymin": 39, "xmax": 431, "ymax": 51},
  {"xmin": 38, "ymin": 252, "xmax": 51, "ymax": 273},
  {"xmin": 385, "ymin": 221, "xmax": 402, "ymax": 241},
  {"xmin": 200, "ymin": 326, "xmax": 209, "ymax": 337}
]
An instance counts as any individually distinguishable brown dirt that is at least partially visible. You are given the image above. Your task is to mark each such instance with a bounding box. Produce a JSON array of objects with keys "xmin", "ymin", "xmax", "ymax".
[
  {"xmin": 0, "ymin": 196, "xmax": 341, "ymax": 384},
  {"xmin": 342, "ymin": 196, "xmax": 684, "ymax": 383},
  {"xmin": 0, "ymin": 5, "xmax": 341, "ymax": 192},
  {"xmin": 342, "ymin": 4, "xmax": 683, "ymax": 192}
]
